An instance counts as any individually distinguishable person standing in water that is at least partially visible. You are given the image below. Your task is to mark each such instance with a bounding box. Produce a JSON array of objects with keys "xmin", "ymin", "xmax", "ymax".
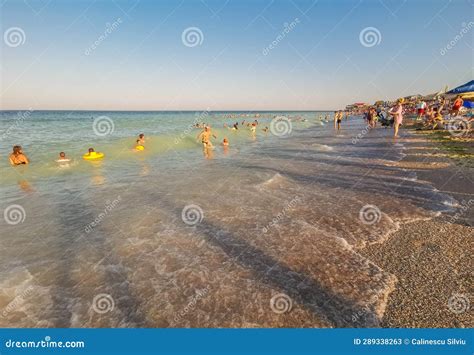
[
  {"xmin": 335, "ymin": 111, "xmax": 342, "ymax": 130},
  {"xmin": 9, "ymin": 145, "xmax": 29, "ymax": 165},
  {"xmin": 197, "ymin": 126, "xmax": 217, "ymax": 149},
  {"xmin": 138, "ymin": 133, "xmax": 145, "ymax": 145},
  {"xmin": 389, "ymin": 98, "xmax": 404, "ymax": 137}
]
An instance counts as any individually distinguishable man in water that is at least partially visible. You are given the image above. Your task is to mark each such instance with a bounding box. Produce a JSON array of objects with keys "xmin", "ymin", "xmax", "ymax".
[
  {"xmin": 334, "ymin": 111, "xmax": 342, "ymax": 130},
  {"xmin": 197, "ymin": 126, "xmax": 217, "ymax": 149},
  {"xmin": 9, "ymin": 145, "xmax": 29, "ymax": 165},
  {"xmin": 138, "ymin": 133, "xmax": 145, "ymax": 145}
]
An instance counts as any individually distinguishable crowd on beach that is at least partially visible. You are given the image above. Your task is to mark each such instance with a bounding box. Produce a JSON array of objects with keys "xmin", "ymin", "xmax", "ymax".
[
  {"xmin": 355, "ymin": 94, "xmax": 472, "ymax": 138},
  {"xmin": 7, "ymin": 94, "xmax": 472, "ymax": 166}
]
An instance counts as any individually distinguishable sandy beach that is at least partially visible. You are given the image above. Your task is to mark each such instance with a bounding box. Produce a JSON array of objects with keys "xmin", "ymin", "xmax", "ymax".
[{"xmin": 362, "ymin": 119, "xmax": 473, "ymax": 328}]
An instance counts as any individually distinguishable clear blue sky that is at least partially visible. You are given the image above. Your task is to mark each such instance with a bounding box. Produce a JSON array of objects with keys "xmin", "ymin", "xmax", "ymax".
[{"xmin": 1, "ymin": 0, "xmax": 472, "ymax": 110}]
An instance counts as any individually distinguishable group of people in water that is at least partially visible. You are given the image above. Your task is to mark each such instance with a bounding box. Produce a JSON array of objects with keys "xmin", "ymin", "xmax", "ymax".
[
  {"xmin": 10, "ymin": 100, "xmax": 465, "ymax": 166},
  {"xmin": 8, "ymin": 133, "xmax": 146, "ymax": 166}
]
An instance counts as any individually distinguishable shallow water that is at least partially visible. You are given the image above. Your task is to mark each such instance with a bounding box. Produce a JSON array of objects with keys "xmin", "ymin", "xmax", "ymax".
[{"xmin": 0, "ymin": 111, "xmax": 457, "ymax": 327}]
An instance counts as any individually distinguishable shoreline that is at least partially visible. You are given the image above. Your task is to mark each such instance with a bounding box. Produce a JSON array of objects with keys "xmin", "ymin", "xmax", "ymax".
[{"xmin": 361, "ymin": 120, "xmax": 473, "ymax": 328}]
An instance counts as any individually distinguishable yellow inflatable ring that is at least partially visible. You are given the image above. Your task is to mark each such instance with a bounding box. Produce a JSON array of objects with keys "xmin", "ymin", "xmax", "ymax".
[
  {"xmin": 83, "ymin": 152, "xmax": 104, "ymax": 160},
  {"xmin": 135, "ymin": 145, "xmax": 145, "ymax": 151}
]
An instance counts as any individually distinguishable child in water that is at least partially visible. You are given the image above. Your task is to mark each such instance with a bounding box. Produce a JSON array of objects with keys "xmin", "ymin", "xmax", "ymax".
[
  {"xmin": 56, "ymin": 151, "xmax": 70, "ymax": 162},
  {"xmin": 222, "ymin": 138, "xmax": 229, "ymax": 146},
  {"xmin": 135, "ymin": 139, "xmax": 145, "ymax": 151}
]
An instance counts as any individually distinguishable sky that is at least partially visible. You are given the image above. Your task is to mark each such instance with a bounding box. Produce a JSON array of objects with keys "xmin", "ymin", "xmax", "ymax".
[{"xmin": 0, "ymin": 0, "xmax": 472, "ymax": 111}]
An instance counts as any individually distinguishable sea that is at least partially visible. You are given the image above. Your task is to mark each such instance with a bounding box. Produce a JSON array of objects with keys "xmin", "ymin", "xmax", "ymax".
[{"xmin": 0, "ymin": 110, "xmax": 457, "ymax": 327}]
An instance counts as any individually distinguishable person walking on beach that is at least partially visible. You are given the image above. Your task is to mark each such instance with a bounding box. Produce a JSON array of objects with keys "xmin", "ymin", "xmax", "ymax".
[
  {"xmin": 389, "ymin": 98, "xmax": 404, "ymax": 137},
  {"xmin": 416, "ymin": 100, "xmax": 427, "ymax": 120},
  {"xmin": 9, "ymin": 145, "xmax": 29, "ymax": 165},
  {"xmin": 367, "ymin": 107, "xmax": 376, "ymax": 128},
  {"xmin": 450, "ymin": 95, "xmax": 463, "ymax": 117}
]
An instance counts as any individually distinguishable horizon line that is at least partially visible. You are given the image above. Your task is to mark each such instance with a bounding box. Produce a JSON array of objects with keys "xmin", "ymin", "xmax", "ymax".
[{"xmin": 0, "ymin": 108, "xmax": 340, "ymax": 112}]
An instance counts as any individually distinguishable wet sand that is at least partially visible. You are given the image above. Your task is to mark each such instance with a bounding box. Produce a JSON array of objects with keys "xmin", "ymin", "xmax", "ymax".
[{"xmin": 362, "ymin": 122, "xmax": 473, "ymax": 328}]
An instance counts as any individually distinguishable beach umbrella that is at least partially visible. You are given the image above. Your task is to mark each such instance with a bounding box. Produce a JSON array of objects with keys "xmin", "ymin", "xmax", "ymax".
[
  {"xmin": 447, "ymin": 80, "xmax": 474, "ymax": 94},
  {"xmin": 460, "ymin": 91, "xmax": 474, "ymax": 100},
  {"xmin": 463, "ymin": 100, "xmax": 474, "ymax": 109}
]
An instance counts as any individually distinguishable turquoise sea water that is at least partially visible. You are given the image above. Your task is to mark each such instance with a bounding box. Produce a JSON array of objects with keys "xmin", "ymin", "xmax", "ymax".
[{"xmin": 0, "ymin": 111, "xmax": 457, "ymax": 327}]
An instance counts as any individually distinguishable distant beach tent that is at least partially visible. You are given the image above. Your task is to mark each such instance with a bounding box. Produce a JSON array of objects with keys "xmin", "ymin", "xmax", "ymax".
[{"xmin": 447, "ymin": 80, "xmax": 474, "ymax": 94}]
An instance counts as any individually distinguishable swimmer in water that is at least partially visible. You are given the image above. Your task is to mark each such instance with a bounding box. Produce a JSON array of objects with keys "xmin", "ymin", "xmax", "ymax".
[
  {"xmin": 9, "ymin": 145, "xmax": 29, "ymax": 166},
  {"xmin": 84, "ymin": 148, "xmax": 96, "ymax": 157},
  {"xmin": 250, "ymin": 123, "xmax": 257, "ymax": 133},
  {"xmin": 222, "ymin": 138, "xmax": 229, "ymax": 154},
  {"xmin": 135, "ymin": 139, "xmax": 145, "ymax": 151},
  {"xmin": 138, "ymin": 133, "xmax": 145, "ymax": 145},
  {"xmin": 197, "ymin": 126, "xmax": 217, "ymax": 149},
  {"xmin": 56, "ymin": 151, "xmax": 70, "ymax": 162}
]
